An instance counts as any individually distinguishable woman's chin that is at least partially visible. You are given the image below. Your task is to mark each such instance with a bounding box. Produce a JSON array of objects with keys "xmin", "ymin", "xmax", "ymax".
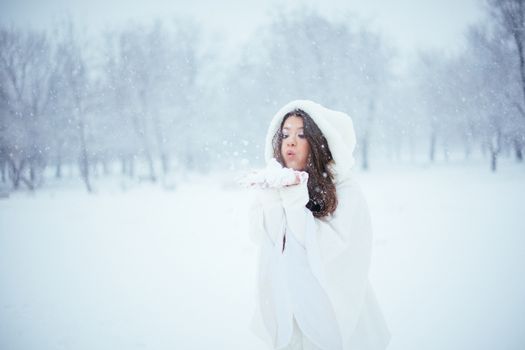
[{"xmin": 285, "ymin": 162, "xmax": 305, "ymax": 171}]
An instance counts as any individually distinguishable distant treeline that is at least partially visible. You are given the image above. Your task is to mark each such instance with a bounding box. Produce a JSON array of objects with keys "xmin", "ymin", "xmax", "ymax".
[{"xmin": 0, "ymin": 0, "xmax": 523, "ymax": 193}]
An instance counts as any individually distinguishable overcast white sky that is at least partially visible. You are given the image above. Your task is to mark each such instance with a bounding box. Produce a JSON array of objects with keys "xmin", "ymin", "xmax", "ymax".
[{"xmin": 1, "ymin": 0, "xmax": 486, "ymax": 61}]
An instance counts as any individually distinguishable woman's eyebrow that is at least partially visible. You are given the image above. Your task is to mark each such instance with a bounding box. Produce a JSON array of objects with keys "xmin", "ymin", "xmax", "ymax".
[{"xmin": 282, "ymin": 126, "xmax": 304, "ymax": 130}]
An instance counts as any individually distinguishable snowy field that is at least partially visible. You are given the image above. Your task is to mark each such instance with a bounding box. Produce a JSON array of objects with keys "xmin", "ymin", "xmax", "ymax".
[{"xmin": 1, "ymin": 158, "xmax": 524, "ymax": 350}]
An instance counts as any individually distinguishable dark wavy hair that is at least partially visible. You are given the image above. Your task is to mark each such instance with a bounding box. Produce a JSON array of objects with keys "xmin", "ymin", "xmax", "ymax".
[{"xmin": 272, "ymin": 109, "xmax": 338, "ymax": 218}]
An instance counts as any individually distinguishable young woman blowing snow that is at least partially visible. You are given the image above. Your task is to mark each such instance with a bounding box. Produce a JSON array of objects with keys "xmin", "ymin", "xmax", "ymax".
[{"xmin": 246, "ymin": 100, "xmax": 391, "ymax": 350}]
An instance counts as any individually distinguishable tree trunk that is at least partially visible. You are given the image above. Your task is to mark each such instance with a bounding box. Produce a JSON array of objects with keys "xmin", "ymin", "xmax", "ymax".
[
  {"xmin": 429, "ymin": 129, "xmax": 437, "ymax": 162},
  {"xmin": 7, "ymin": 158, "xmax": 22, "ymax": 190},
  {"xmin": 151, "ymin": 108, "xmax": 168, "ymax": 175},
  {"xmin": 92, "ymin": 160, "xmax": 99, "ymax": 178},
  {"xmin": 144, "ymin": 147, "xmax": 156, "ymax": 182},
  {"xmin": 132, "ymin": 111, "xmax": 156, "ymax": 182},
  {"xmin": 78, "ymin": 118, "xmax": 92, "ymax": 193},
  {"xmin": 443, "ymin": 141, "xmax": 449, "ymax": 162},
  {"xmin": 128, "ymin": 155, "xmax": 135, "ymax": 178},
  {"xmin": 102, "ymin": 159, "xmax": 110, "ymax": 176},
  {"xmin": 55, "ymin": 152, "xmax": 62, "ymax": 179},
  {"xmin": 361, "ymin": 100, "xmax": 374, "ymax": 171},
  {"xmin": 514, "ymin": 137, "xmax": 523, "ymax": 162},
  {"xmin": 29, "ymin": 159, "xmax": 36, "ymax": 185},
  {"xmin": 160, "ymin": 153, "xmax": 169, "ymax": 174},
  {"xmin": 1, "ymin": 159, "xmax": 6, "ymax": 183},
  {"xmin": 121, "ymin": 156, "xmax": 127, "ymax": 176},
  {"xmin": 7, "ymin": 157, "xmax": 32, "ymax": 190},
  {"xmin": 490, "ymin": 129, "xmax": 501, "ymax": 172},
  {"xmin": 491, "ymin": 150, "xmax": 498, "ymax": 172},
  {"xmin": 463, "ymin": 141, "xmax": 471, "ymax": 160},
  {"xmin": 122, "ymin": 154, "xmax": 135, "ymax": 178},
  {"xmin": 463, "ymin": 128, "xmax": 472, "ymax": 160}
]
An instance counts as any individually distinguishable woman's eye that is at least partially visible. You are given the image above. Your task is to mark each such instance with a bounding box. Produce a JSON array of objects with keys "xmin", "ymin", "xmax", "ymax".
[{"xmin": 281, "ymin": 133, "xmax": 304, "ymax": 139}]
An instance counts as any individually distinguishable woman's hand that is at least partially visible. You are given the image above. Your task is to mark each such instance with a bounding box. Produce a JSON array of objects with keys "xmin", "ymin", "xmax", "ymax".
[
  {"xmin": 237, "ymin": 158, "xmax": 308, "ymax": 189},
  {"xmin": 284, "ymin": 172, "xmax": 306, "ymax": 186}
]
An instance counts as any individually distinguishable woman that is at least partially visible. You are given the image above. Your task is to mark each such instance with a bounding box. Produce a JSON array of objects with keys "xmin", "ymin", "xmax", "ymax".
[{"xmin": 248, "ymin": 100, "xmax": 391, "ymax": 350}]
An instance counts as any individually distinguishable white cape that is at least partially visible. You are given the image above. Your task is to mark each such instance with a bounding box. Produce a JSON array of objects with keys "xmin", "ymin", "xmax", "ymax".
[{"xmin": 248, "ymin": 176, "xmax": 391, "ymax": 349}]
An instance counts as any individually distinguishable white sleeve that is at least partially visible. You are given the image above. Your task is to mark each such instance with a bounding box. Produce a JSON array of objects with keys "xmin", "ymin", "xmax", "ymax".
[
  {"xmin": 279, "ymin": 180, "xmax": 372, "ymax": 265},
  {"xmin": 279, "ymin": 181, "xmax": 310, "ymax": 247},
  {"xmin": 248, "ymin": 188, "xmax": 285, "ymax": 246}
]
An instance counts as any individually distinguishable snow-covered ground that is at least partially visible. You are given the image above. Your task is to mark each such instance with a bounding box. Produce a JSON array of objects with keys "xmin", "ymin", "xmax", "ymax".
[{"xmin": 1, "ymin": 158, "xmax": 524, "ymax": 350}]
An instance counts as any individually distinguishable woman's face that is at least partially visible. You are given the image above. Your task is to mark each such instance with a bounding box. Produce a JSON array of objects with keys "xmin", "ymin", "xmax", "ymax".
[{"xmin": 280, "ymin": 115, "xmax": 310, "ymax": 171}]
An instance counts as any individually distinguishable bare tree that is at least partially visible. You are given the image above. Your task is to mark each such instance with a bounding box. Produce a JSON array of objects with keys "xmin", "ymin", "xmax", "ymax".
[
  {"xmin": 415, "ymin": 51, "xmax": 450, "ymax": 163},
  {"xmin": 111, "ymin": 19, "xmax": 203, "ymax": 180},
  {"xmin": 229, "ymin": 8, "xmax": 392, "ymax": 170},
  {"xmin": 489, "ymin": 0, "xmax": 525, "ymax": 159},
  {"xmin": 459, "ymin": 25, "xmax": 518, "ymax": 171},
  {"xmin": 117, "ymin": 26, "xmax": 158, "ymax": 182},
  {"xmin": 490, "ymin": 0, "xmax": 525, "ymax": 109},
  {"xmin": 0, "ymin": 26, "xmax": 54, "ymax": 190},
  {"xmin": 51, "ymin": 19, "xmax": 94, "ymax": 192},
  {"xmin": 352, "ymin": 29, "xmax": 393, "ymax": 170}
]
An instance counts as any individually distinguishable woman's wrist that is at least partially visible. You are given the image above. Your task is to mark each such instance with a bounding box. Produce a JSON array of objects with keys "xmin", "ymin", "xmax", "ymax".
[{"xmin": 279, "ymin": 180, "xmax": 309, "ymax": 208}]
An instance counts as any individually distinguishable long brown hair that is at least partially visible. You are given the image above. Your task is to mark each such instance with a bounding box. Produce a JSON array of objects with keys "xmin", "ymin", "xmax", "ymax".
[{"xmin": 272, "ymin": 109, "xmax": 338, "ymax": 218}]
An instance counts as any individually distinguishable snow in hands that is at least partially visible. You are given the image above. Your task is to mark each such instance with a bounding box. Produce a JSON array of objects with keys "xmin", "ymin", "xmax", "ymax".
[{"xmin": 237, "ymin": 158, "xmax": 308, "ymax": 189}]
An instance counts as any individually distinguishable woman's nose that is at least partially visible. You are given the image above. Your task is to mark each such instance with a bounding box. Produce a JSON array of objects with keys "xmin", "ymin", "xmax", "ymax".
[{"xmin": 286, "ymin": 136, "xmax": 296, "ymax": 146}]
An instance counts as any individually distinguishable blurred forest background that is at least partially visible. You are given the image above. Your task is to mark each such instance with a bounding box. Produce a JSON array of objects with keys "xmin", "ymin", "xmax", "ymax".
[{"xmin": 1, "ymin": 0, "xmax": 524, "ymax": 193}]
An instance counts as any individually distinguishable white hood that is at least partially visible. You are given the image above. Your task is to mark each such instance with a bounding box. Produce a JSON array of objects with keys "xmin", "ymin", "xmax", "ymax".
[{"xmin": 264, "ymin": 99, "xmax": 357, "ymax": 184}]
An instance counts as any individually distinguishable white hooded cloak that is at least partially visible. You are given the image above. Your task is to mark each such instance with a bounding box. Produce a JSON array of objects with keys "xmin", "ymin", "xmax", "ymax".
[{"xmin": 248, "ymin": 100, "xmax": 391, "ymax": 350}]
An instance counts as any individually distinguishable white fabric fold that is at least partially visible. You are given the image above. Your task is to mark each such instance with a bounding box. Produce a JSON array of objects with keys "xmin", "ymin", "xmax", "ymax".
[{"xmin": 249, "ymin": 177, "xmax": 391, "ymax": 350}]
